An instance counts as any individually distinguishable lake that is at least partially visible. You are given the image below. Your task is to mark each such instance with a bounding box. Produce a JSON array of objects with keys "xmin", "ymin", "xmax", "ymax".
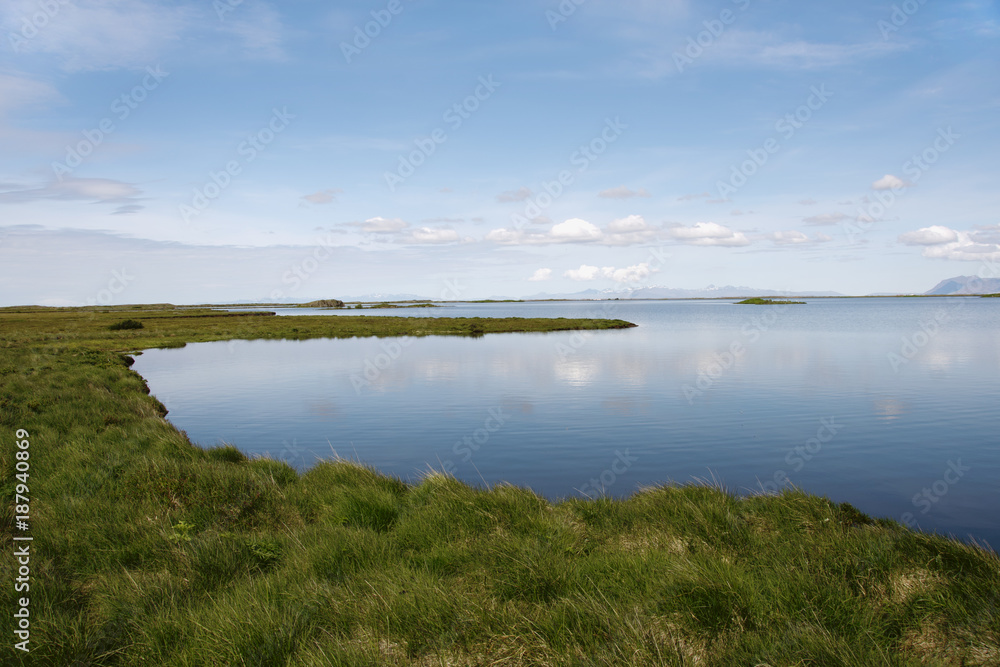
[{"xmin": 132, "ymin": 298, "xmax": 1000, "ymax": 548}]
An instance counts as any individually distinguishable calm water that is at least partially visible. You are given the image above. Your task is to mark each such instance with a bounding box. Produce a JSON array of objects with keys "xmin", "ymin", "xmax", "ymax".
[{"xmin": 133, "ymin": 299, "xmax": 1000, "ymax": 547}]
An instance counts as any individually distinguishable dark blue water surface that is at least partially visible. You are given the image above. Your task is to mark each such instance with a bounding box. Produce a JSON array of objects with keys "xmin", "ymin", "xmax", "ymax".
[{"xmin": 132, "ymin": 299, "xmax": 1000, "ymax": 548}]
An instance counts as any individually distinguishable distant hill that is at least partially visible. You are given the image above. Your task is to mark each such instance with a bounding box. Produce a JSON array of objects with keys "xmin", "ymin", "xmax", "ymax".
[{"xmin": 924, "ymin": 276, "xmax": 1000, "ymax": 295}]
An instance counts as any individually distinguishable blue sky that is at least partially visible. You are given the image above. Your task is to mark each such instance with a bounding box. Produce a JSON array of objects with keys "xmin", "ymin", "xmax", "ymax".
[{"xmin": 1, "ymin": 0, "xmax": 998, "ymax": 305}]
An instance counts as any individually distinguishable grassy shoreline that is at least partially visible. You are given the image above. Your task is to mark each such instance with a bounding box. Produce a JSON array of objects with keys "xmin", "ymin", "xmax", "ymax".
[
  {"xmin": 2, "ymin": 306, "xmax": 998, "ymax": 665},
  {"xmin": 734, "ymin": 298, "xmax": 806, "ymax": 305}
]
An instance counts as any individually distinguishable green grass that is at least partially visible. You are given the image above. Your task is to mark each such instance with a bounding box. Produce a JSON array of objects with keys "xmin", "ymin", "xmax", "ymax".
[
  {"xmin": 299, "ymin": 299, "xmax": 345, "ymax": 308},
  {"xmin": 1, "ymin": 305, "xmax": 998, "ymax": 665},
  {"xmin": 107, "ymin": 319, "xmax": 144, "ymax": 331},
  {"xmin": 735, "ymin": 298, "xmax": 807, "ymax": 305}
]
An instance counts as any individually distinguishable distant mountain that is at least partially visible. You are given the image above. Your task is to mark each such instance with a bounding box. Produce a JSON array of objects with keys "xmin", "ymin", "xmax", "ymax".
[
  {"xmin": 924, "ymin": 276, "xmax": 1000, "ymax": 296},
  {"xmin": 525, "ymin": 284, "xmax": 843, "ymax": 300}
]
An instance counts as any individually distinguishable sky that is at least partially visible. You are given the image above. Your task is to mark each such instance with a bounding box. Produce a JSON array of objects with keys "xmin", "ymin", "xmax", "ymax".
[{"xmin": 0, "ymin": 0, "xmax": 998, "ymax": 305}]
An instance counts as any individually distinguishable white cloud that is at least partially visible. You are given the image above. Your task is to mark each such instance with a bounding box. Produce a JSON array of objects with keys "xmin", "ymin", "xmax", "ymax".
[
  {"xmin": 694, "ymin": 30, "xmax": 906, "ymax": 71},
  {"xmin": 0, "ymin": 73, "xmax": 65, "ymax": 151},
  {"xmin": 528, "ymin": 268, "xmax": 552, "ymax": 282},
  {"xmin": 401, "ymin": 227, "xmax": 460, "ymax": 244},
  {"xmin": 603, "ymin": 262, "xmax": 655, "ymax": 283},
  {"xmin": 899, "ymin": 226, "xmax": 1000, "ymax": 262},
  {"xmin": 872, "ymin": 174, "xmax": 910, "ymax": 191},
  {"xmin": 55, "ymin": 178, "xmax": 139, "ymax": 201},
  {"xmin": 356, "ymin": 217, "xmax": 408, "ymax": 233},
  {"xmin": 1, "ymin": 1, "xmax": 192, "ymax": 71},
  {"xmin": 631, "ymin": 30, "xmax": 905, "ymax": 78},
  {"xmin": 112, "ymin": 204, "xmax": 143, "ymax": 215},
  {"xmin": 604, "ymin": 214, "xmax": 659, "ymax": 245},
  {"xmin": 0, "ymin": 73, "xmax": 61, "ymax": 114},
  {"xmin": 767, "ymin": 231, "xmax": 833, "ymax": 246},
  {"xmin": 551, "ymin": 218, "xmax": 603, "ymax": 241},
  {"xmin": 769, "ymin": 230, "xmax": 809, "ymax": 245},
  {"xmin": 606, "ymin": 215, "xmax": 647, "ymax": 233},
  {"xmin": 348, "ymin": 217, "xmax": 462, "ymax": 244},
  {"xmin": 971, "ymin": 225, "xmax": 1000, "ymax": 245},
  {"xmin": 563, "ymin": 262, "xmax": 657, "ymax": 284},
  {"xmin": 0, "ymin": 177, "xmax": 141, "ymax": 204},
  {"xmin": 0, "ymin": 1, "xmax": 287, "ymax": 71},
  {"xmin": 565, "ymin": 265, "xmax": 602, "ymax": 281},
  {"xmin": 486, "ymin": 216, "xmax": 659, "ymax": 246},
  {"xmin": 301, "ymin": 188, "xmax": 342, "ymax": 205},
  {"xmin": 898, "ymin": 226, "xmax": 959, "ymax": 246},
  {"xmin": 598, "ymin": 186, "xmax": 650, "ymax": 199},
  {"xmin": 667, "ymin": 222, "xmax": 749, "ymax": 247},
  {"xmin": 485, "ymin": 228, "xmax": 523, "ymax": 244},
  {"xmin": 218, "ymin": 1, "xmax": 289, "ymax": 61},
  {"xmin": 746, "ymin": 36, "xmax": 904, "ymax": 69},
  {"xmin": 496, "ymin": 187, "xmax": 533, "ymax": 203},
  {"xmin": 803, "ymin": 212, "xmax": 848, "ymax": 225}
]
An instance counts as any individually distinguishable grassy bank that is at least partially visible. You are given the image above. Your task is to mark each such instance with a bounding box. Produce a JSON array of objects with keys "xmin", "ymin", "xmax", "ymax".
[
  {"xmin": 0, "ymin": 305, "xmax": 636, "ymax": 352},
  {"xmin": 1, "ymin": 307, "xmax": 998, "ymax": 665},
  {"xmin": 734, "ymin": 298, "xmax": 806, "ymax": 305}
]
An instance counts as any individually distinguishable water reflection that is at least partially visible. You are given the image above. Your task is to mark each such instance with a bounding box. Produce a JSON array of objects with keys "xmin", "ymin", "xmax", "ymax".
[
  {"xmin": 873, "ymin": 398, "xmax": 908, "ymax": 422},
  {"xmin": 134, "ymin": 298, "xmax": 1000, "ymax": 547}
]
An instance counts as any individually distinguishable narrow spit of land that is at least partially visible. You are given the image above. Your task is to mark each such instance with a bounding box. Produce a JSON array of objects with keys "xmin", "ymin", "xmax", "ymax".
[
  {"xmin": 0, "ymin": 305, "xmax": 997, "ymax": 666},
  {"xmin": 735, "ymin": 297, "xmax": 807, "ymax": 305}
]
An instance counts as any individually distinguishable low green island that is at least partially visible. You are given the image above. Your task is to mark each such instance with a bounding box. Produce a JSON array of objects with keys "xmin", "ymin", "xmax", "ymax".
[
  {"xmin": 297, "ymin": 299, "xmax": 442, "ymax": 310},
  {"xmin": 1, "ymin": 305, "xmax": 997, "ymax": 665},
  {"xmin": 735, "ymin": 297, "xmax": 807, "ymax": 305}
]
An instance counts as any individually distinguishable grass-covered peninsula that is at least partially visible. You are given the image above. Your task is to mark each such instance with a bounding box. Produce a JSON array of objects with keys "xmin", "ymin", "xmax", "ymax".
[
  {"xmin": 734, "ymin": 298, "xmax": 807, "ymax": 305},
  {"xmin": 1, "ymin": 305, "xmax": 998, "ymax": 665}
]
